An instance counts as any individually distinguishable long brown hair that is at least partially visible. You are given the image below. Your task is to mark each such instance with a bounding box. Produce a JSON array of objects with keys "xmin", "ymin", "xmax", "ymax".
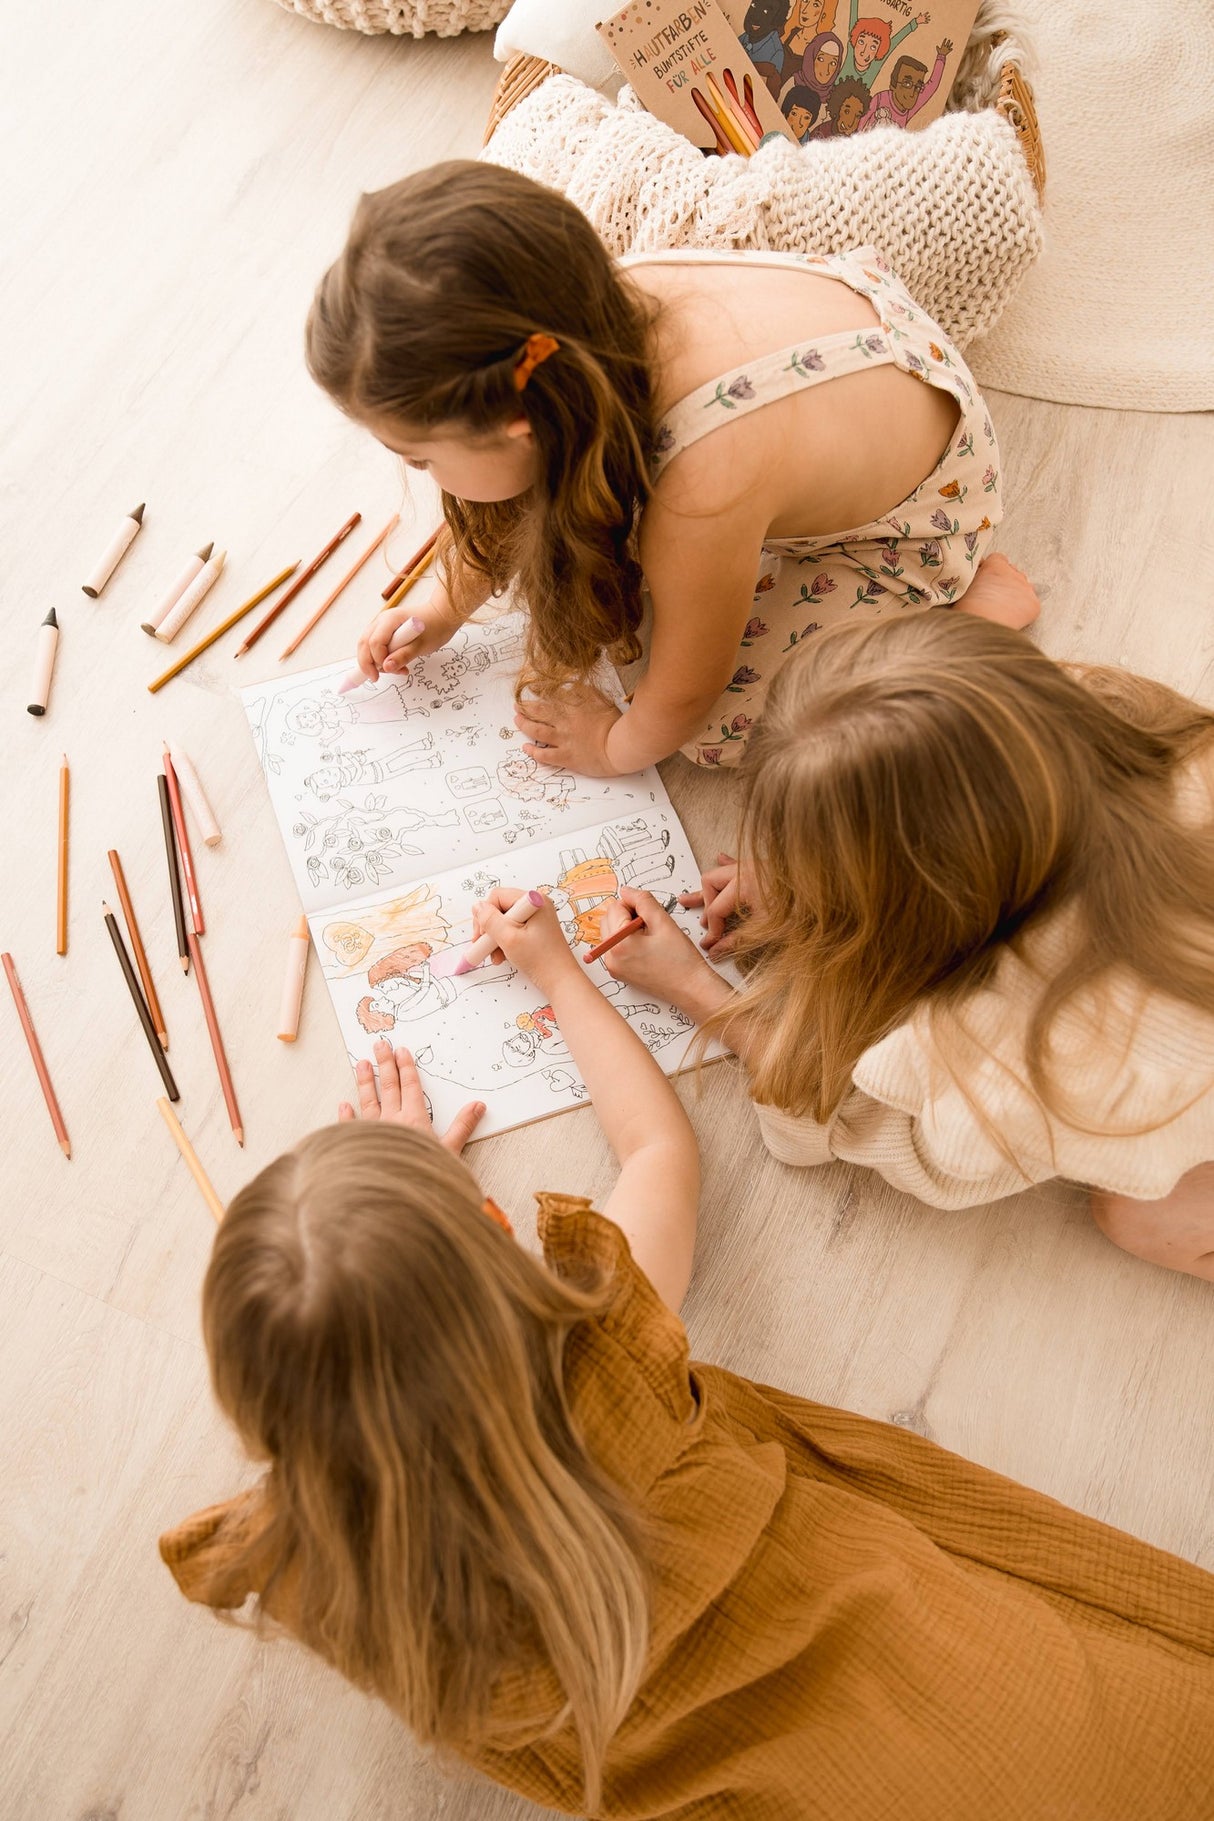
[
  {"xmin": 706, "ymin": 613, "xmax": 1214, "ymax": 1126},
  {"xmin": 203, "ymin": 1123, "xmax": 649, "ymax": 1805},
  {"xmin": 305, "ymin": 160, "xmax": 659, "ymax": 697}
]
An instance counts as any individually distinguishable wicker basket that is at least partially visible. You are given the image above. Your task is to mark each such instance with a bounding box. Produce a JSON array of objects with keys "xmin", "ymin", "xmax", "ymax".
[
  {"xmin": 486, "ymin": 49, "xmax": 1044, "ymax": 197},
  {"xmin": 270, "ymin": 0, "xmax": 511, "ymax": 37}
]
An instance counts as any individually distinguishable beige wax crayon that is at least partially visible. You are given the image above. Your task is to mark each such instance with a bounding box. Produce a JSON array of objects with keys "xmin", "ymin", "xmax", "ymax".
[
  {"xmin": 167, "ymin": 742, "xmax": 221, "ymax": 846},
  {"xmin": 82, "ymin": 503, "xmax": 144, "ymax": 597},
  {"xmin": 27, "ymin": 609, "xmax": 60, "ymax": 716},
  {"xmin": 155, "ymin": 549, "xmax": 226, "ymax": 643},
  {"xmin": 277, "ymin": 915, "xmax": 310, "ymax": 1042},
  {"xmin": 142, "ymin": 542, "xmax": 213, "ymax": 636}
]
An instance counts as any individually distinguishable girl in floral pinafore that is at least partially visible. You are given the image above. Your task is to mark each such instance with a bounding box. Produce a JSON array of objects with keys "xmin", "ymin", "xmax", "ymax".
[{"xmin": 642, "ymin": 246, "xmax": 1005, "ymax": 767}]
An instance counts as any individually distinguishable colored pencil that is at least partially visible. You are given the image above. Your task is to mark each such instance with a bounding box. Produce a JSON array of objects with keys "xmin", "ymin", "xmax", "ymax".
[
  {"xmin": 186, "ymin": 928, "xmax": 243, "ymax": 1145},
  {"xmin": 2, "ymin": 952, "xmax": 71, "ymax": 1157},
  {"xmin": 454, "ymin": 889, "xmax": 545, "ymax": 976},
  {"xmin": 381, "ymin": 526, "xmax": 441, "ymax": 600},
  {"xmin": 740, "ymin": 72, "xmax": 766, "ymax": 143},
  {"xmin": 234, "ymin": 512, "xmax": 362, "ymax": 655},
  {"xmin": 56, "ymin": 755, "xmax": 69, "ymax": 956},
  {"xmin": 691, "ymin": 87, "xmax": 734, "ymax": 156},
  {"xmin": 384, "ymin": 539, "xmax": 439, "ymax": 612},
  {"xmin": 147, "ymin": 562, "xmax": 299, "ymax": 692},
  {"xmin": 706, "ymin": 73, "xmax": 756, "ymax": 154},
  {"xmin": 108, "ymin": 847, "xmax": 168, "ymax": 1049},
  {"xmin": 157, "ymin": 1097, "xmax": 225, "ymax": 1223},
  {"xmin": 723, "ymin": 70, "xmax": 763, "ymax": 149},
  {"xmin": 582, "ymin": 913, "xmax": 646, "ymax": 965},
  {"xmin": 158, "ymin": 772, "xmax": 189, "ymax": 973},
  {"xmin": 82, "ymin": 502, "xmax": 144, "ymax": 598},
  {"xmin": 278, "ymin": 512, "xmax": 400, "ymax": 660},
  {"xmin": 163, "ymin": 748, "xmax": 203, "ymax": 936},
  {"xmin": 103, "ymin": 901, "xmax": 180, "ymax": 1099}
]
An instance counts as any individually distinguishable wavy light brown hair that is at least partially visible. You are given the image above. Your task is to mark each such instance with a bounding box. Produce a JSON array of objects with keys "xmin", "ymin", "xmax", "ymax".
[
  {"xmin": 305, "ymin": 161, "xmax": 659, "ymax": 697},
  {"xmin": 203, "ymin": 1123, "xmax": 649, "ymax": 1806},
  {"xmin": 707, "ymin": 613, "xmax": 1214, "ymax": 1127}
]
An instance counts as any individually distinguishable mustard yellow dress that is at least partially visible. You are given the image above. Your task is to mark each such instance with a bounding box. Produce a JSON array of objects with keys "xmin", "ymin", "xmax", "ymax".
[{"xmin": 162, "ymin": 1196, "xmax": 1214, "ymax": 1820}]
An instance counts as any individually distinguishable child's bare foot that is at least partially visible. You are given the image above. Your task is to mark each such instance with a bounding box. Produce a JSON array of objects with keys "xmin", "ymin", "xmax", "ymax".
[{"xmin": 957, "ymin": 552, "xmax": 1041, "ymax": 630}]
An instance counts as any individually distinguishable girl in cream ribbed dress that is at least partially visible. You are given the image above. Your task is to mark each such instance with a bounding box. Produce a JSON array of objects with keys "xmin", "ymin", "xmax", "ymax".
[{"xmin": 597, "ymin": 613, "xmax": 1214, "ymax": 1279}]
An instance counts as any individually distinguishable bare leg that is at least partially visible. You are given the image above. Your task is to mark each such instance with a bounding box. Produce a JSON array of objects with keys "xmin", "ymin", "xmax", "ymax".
[
  {"xmin": 1090, "ymin": 1162, "xmax": 1214, "ymax": 1281},
  {"xmin": 956, "ymin": 552, "xmax": 1041, "ymax": 629}
]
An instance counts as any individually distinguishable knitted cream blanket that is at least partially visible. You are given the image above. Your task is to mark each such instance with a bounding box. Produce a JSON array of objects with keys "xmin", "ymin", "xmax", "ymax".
[
  {"xmin": 269, "ymin": 0, "xmax": 509, "ymax": 36},
  {"xmin": 484, "ymin": 69, "xmax": 1043, "ymax": 349}
]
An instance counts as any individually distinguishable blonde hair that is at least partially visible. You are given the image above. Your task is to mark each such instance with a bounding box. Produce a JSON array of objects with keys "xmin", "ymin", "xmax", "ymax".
[
  {"xmin": 706, "ymin": 613, "xmax": 1214, "ymax": 1127},
  {"xmin": 203, "ymin": 1124, "xmax": 649, "ymax": 1805},
  {"xmin": 305, "ymin": 161, "xmax": 659, "ymax": 700}
]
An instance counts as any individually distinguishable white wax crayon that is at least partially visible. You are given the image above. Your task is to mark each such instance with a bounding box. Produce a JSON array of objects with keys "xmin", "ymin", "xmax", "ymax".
[
  {"xmin": 168, "ymin": 742, "xmax": 222, "ymax": 846},
  {"xmin": 335, "ymin": 616, "xmax": 426, "ymax": 694},
  {"xmin": 27, "ymin": 609, "xmax": 60, "ymax": 716},
  {"xmin": 277, "ymin": 915, "xmax": 310, "ymax": 1042},
  {"xmin": 155, "ymin": 549, "xmax": 226, "ymax": 643},
  {"xmin": 142, "ymin": 542, "xmax": 213, "ymax": 636},
  {"xmin": 82, "ymin": 502, "xmax": 145, "ymax": 598},
  {"xmin": 453, "ymin": 890, "xmax": 545, "ymax": 976}
]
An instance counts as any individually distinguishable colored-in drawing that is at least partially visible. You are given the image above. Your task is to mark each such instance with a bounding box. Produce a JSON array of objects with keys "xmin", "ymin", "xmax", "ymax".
[
  {"xmin": 356, "ymin": 945, "xmax": 482, "ymax": 1034},
  {"xmin": 447, "ymin": 765, "xmax": 493, "ymax": 799},
  {"xmin": 318, "ymin": 883, "xmax": 451, "ymax": 980},
  {"xmin": 305, "ymin": 736, "xmax": 440, "ymax": 800}
]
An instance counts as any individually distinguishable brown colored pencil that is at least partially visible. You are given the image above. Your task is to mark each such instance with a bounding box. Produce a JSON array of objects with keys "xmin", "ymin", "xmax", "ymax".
[
  {"xmin": 108, "ymin": 847, "xmax": 168, "ymax": 1049},
  {"xmin": 147, "ymin": 562, "xmax": 299, "ymax": 693},
  {"xmin": 381, "ymin": 525, "xmax": 440, "ymax": 600},
  {"xmin": 162, "ymin": 749, "xmax": 203, "ymax": 936},
  {"xmin": 385, "ymin": 540, "xmax": 440, "ymax": 612},
  {"xmin": 56, "ymin": 755, "xmax": 69, "ymax": 955},
  {"xmin": 186, "ymin": 928, "xmax": 243, "ymax": 1145},
  {"xmin": 278, "ymin": 513, "xmax": 400, "ymax": 661},
  {"xmin": 235, "ymin": 512, "xmax": 362, "ymax": 655},
  {"xmin": 103, "ymin": 902, "xmax": 180, "ymax": 1100},
  {"xmin": 157, "ymin": 1097, "xmax": 225, "ymax": 1223},
  {"xmin": 2, "ymin": 951, "xmax": 71, "ymax": 1157},
  {"xmin": 158, "ymin": 772, "xmax": 189, "ymax": 973}
]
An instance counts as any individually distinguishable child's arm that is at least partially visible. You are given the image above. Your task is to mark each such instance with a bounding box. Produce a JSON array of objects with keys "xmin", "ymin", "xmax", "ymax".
[{"xmin": 475, "ymin": 892, "xmax": 701, "ymax": 1309}]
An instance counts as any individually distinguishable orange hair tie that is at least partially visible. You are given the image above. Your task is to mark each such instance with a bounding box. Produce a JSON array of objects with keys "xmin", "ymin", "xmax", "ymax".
[{"xmin": 513, "ymin": 333, "xmax": 559, "ymax": 391}]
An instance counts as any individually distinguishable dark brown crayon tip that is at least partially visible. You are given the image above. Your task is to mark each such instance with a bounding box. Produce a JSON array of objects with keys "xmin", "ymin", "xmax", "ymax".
[{"xmin": 129, "ymin": 503, "xmax": 146, "ymax": 524}]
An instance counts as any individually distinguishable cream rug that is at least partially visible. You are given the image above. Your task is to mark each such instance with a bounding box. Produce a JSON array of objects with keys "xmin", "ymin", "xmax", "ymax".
[{"xmin": 967, "ymin": 0, "xmax": 1214, "ymax": 411}]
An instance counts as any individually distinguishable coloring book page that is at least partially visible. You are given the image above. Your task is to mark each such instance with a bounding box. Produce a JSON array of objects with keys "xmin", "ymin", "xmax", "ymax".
[{"xmin": 242, "ymin": 612, "xmax": 735, "ymax": 1136}]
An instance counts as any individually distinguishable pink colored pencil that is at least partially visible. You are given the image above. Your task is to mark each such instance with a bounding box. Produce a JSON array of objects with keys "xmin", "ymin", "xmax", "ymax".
[
  {"xmin": 2, "ymin": 952, "xmax": 71, "ymax": 1157},
  {"xmin": 186, "ymin": 929, "xmax": 243, "ymax": 1146}
]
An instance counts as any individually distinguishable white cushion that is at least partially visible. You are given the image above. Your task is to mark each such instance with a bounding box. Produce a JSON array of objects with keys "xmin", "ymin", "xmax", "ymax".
[{"xmin": 494, "ymin": 0, "xmax": 617, "ymax": 87}]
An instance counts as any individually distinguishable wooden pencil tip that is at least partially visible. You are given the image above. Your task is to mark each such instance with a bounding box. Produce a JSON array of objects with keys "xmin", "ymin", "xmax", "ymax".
[
  {"xmin": 130, "ymin": 503, "xmax": 146, "ymax": 523},
  {"xmin": 235, "ymin": 1128, "xmax": 245, "ymax": 1147},
  {"xmin": 60, "ymin": 1140, "xmax": 72, "ymax": 1159},
  {"xmin": 101, "ymin": 900, "xmax": 113, "ymax": 915},
  {"xmin": 159, "ymin": 1033, "xmax": 169, "ymax": 1050},
  {"xmin": 180, "ymin": 956, "xmax": 190, "ymax": 973}
]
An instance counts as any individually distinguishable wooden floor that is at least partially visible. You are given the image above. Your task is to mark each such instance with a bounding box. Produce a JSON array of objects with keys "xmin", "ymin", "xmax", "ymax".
[{"xmin": 1, "ymin": 5, "xmax": 1211, "ymax": 1817}]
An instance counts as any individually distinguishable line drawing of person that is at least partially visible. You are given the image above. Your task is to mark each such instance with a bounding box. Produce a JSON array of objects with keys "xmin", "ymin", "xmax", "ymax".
[
  {"xmin": 304, "ymin": 736, "xmax": 440, "ymax": 799},
  {"xmin": 808, "ymin": 75, "xmax": 869, "ymax": 137},
  {"xmin": 799, "ymin": 30, "xmax": 845, "ymax": 106},
  {"xmin": 838, "ymin": 5, "xmax": 929, "ymax": 90},
  {"xmin": 283, "ymin": 683, "xmax": 416, "ymax": 743},
  {"xmin": 497, "ymin": 753, "xmax": 577, "ymax": 808},
  {"xmin": 860, "ymin": 40, "xmax": 952, "ymax": 130},
  {"xmin": 781, "ymin": 84, "xmax": 823, "ymax": 143}
]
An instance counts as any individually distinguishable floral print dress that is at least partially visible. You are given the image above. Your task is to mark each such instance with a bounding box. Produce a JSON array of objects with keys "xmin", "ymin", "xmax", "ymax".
[{"xmin": 635, "ymin": 247, "xmax": 1003, "ymax": 767}]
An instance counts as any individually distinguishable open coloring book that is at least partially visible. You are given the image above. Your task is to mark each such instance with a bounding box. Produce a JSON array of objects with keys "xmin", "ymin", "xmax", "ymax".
[{"xmin": 241, "ymin": 612, "xmax": 729, "ymax": 1136}]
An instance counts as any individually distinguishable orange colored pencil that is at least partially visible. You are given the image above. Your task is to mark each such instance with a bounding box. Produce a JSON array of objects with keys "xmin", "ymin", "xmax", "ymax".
[
  {"xmin": 186, "ymin": 929, "xmax": 243, "ymax": 1146},
  {"xmin": 108, "ymin": 847, "xmax": 168, "ymax": 1049},
  {"xmin": 381, "ymin": 526, "xmax": 441, "ymax": 600},
  {"xmin": 278, "ymin": 512, "xmax": 399, "ymax": 660},
  {"xmin": 2, "ymin": 951, "xmax": 71, "ymax": 1157},
  {"xmin": 147, "ymin": 561, "xmax": 299, "ymax": 693},
  {"xmin": 385, "ymin": 540, "xmax": 440, "ymax": 612},
  {"xmin": 235, "ymin": 512, "xmax": 362, "ymax": 655},
  {"xmin": 55, "ymin": 755, "xmax": 70, "ymax": 956},
  {"xmin": 162, "ymin": 749, "xmax": 203, "ymax": 936},
  {"xmin": 583, "ymin": 913, "xmax": 646, "ymax": 964}
]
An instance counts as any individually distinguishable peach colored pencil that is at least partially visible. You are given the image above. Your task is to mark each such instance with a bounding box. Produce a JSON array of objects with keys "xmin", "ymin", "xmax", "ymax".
[
  {"xmin": 2, "ymin": 952, "xmax": 71, "ymax": 1158},
  {"xmin": 186, "ymin": 929, "xmax": 243, "ymax": 1146},
  {"xmin": 162, "ymin": 749, "xmax": 203, "ymax": 936},
  {"xmin": 147, "ymin": 562, "xmax": 299, "ymax": 693},
  {"xmin": 278, "ymin": 512, "xmax": 399, "ymax": 660},
  {"xmin": 56, "ymin": 755, "xmax": 69, "ymax": 956},
  {"xmin": 157, "ymin": 1097, "xmax": 225, "ymax": 1223},
  {"xmin": 385, "ymin": 540, "xmax": 439, "ymax": 611},
  {"xmin": 381, "ymin": 526, "xmax": 440, "ymax": 600},
  {"xmin": 108, "ymin": 847, "xmax": 168, "ymax": 1049},
  {"xmin": 234, "ymin": 512, "xmax": 362, "ymax": 655}
]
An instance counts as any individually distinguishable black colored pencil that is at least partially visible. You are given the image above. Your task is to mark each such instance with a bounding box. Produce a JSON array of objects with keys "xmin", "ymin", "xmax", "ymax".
[{"xmin": 158, "ymin": 772, "xmax": 189, "ymax": 973}]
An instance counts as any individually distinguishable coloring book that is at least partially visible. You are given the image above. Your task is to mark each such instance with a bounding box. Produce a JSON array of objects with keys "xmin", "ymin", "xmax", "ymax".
[{"xmin": 241, "ymin": 612, "xmax": 730, "ymax": 1136}]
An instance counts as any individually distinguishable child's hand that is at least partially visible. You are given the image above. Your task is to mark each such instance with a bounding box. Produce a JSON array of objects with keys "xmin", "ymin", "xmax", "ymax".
[
  {"xmin": 471, "ymin": 889, "xmax": 580, "ymax": 996},
  {"xmin": 598, "ymin": 889, "xmax": 723, "ymax": 1010},
  {"xmin": 678, "ymin": 853, "xmax": 748, "ymax": 955},
  {"xmin": 338, "ymin": 1040, "xmax": 485, "ymax": 1152},
  {"xmin": 514, "ymin": 686, "xmax": 623, "ymax": 777},
  {"xmin": 355, "ymin": 600, "xmax": 457, "ymax": 685}
]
